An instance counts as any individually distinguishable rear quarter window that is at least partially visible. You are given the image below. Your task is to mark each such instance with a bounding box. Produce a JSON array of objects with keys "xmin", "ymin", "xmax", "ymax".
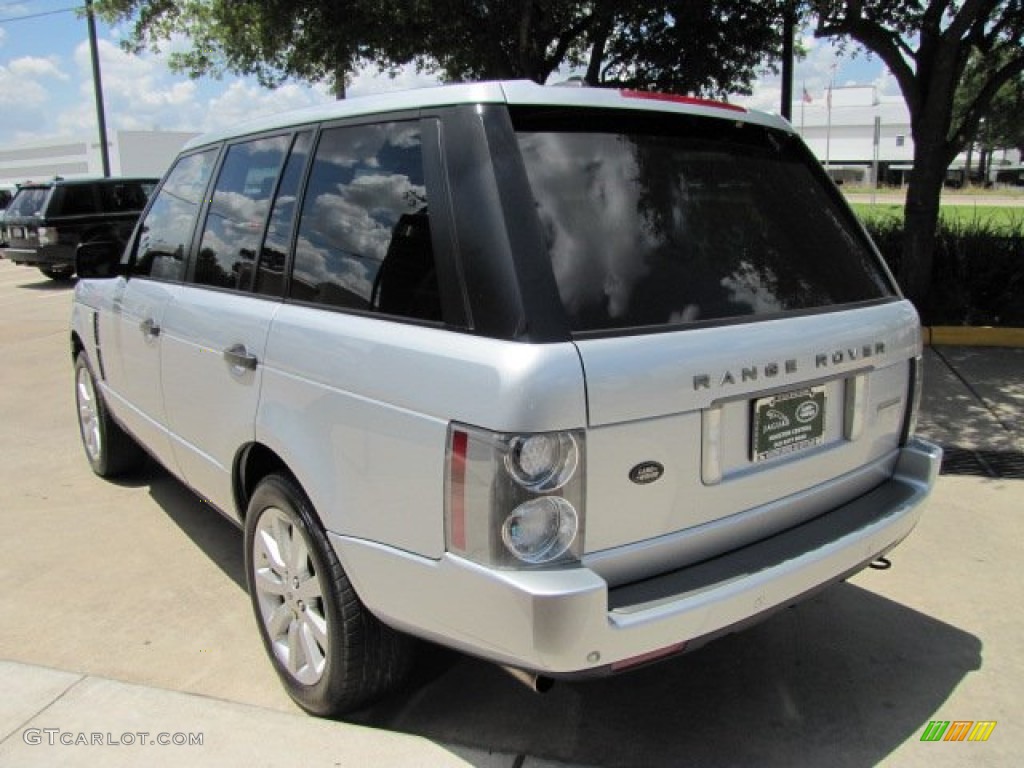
[
  {"xmin": 55, "ymin": 184, "xmax": 98, "ymax": 216},
  {"xmin": 513, "ymin": 108, "xmax": 893, "ymax": 334},
  {"xmin": 290, "ymin": 120, "xmax": 441, "ymax": 322}
]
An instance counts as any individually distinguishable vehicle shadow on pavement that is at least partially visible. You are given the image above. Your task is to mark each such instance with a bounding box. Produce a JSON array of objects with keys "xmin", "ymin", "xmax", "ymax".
[
  {"xmin": 145, "ymin": 464, "xmax": 247, "ymax": 591},
  {"xmin": 352, "ymin": 586, "xmax": 981, "ymax": 768},
  {"xmin": 14, "ymin": 276, "xmax": 77, "ymax": 291}
]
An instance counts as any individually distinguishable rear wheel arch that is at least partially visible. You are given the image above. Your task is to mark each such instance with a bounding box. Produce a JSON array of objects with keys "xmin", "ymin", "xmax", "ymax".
[
  {"xmin": 71, "ymin": 330, "xmax": 85, "ymax": 363},
  {"xmin": 235, "ymin": 442, "xmax": 301, "ymax": 523}
]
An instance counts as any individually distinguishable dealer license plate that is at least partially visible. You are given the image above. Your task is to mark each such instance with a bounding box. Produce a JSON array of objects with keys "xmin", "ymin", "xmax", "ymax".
[{"xmin": 752, "ymin": 386, "xmax": 826, "ymax": 462}]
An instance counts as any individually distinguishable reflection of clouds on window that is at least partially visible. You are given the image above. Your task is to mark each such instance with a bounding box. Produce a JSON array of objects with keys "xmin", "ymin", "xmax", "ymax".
[
  {"xmin": 165, "ymin": 153, "xmax": 216, "ymax": 204},
  {"xmin": 292, "ymin": 234, "xmax": 374, "ymax": 300},
  {"xmin": 519, "ymin": 132, "xmax": 655, "ymax": 319},
  {"xmin": 719, "ymin": 261, "xmax": 787, "ymax": 315},
  {"xmin": 291, "ymin": 121, "xmax": 432, "ymax": 314},
  {"xmin": 209, "ymin": 190, "xmax": 267, "ymax": 226}
]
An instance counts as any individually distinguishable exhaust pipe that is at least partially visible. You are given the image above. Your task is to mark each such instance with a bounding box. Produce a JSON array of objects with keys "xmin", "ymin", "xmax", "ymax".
[{"xmin": 500, "ymin": 665, "xmax": 554, "ymax": 693}]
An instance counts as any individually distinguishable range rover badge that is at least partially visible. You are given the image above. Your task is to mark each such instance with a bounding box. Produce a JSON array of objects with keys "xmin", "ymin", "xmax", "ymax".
[{"xmin": 629, "ymin": 462, "xmax": 664, "ymax": 485}]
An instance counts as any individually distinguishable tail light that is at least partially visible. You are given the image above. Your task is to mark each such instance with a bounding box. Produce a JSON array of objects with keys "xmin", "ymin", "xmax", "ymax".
[
  {"xmin": 901, "ymin": 355, "xmax": 924, "ymax": 445},
  {"xmin": 445, "ymin": 424, "xmax": 585, "ymax": 568}
]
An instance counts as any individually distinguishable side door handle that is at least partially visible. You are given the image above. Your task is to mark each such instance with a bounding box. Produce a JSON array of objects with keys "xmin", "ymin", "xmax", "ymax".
[
  {"xmin": 139, "ymin": 317, "xmax": 160, "ymax": 338},
  {"xmin": 223, "ymin": 343, "xmax": 258, "ymax": 371}
]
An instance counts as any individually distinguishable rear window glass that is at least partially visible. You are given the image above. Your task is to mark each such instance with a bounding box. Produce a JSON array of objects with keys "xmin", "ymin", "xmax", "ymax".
[
  {"xmin": 6, "ymin": 187, "xmax": 50, "ymax": 218},
  {"xmin": 514, "ymin": 109, "xmax": 892, "ymax": 333}
]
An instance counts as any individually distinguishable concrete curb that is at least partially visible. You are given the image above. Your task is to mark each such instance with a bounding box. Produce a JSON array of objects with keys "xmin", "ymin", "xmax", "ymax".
[{"xmin": 922, "ymin": 326, "xmax": 1024, "ymax": 347}]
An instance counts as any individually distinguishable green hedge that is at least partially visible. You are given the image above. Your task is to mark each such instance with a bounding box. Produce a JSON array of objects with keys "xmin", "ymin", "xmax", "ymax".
[{"xmin": 862, "ymin": 215, "xmax": 1024, "ymax": 327}]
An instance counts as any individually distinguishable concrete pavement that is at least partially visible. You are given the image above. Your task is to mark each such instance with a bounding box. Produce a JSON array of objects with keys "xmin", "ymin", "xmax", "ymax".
[{"xmin": 1, "ymin": 258, "xmax": 1022, "ymax": 767}]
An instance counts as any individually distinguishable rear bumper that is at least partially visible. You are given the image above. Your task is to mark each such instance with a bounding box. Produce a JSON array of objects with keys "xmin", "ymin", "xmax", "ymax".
[
  {"xmin": 331, "ymin": 438, "xmax": 941, "ymax": 675},
  {"xmin": 1, "ymin": 245, "xmax": 72, "ymax": 268}
]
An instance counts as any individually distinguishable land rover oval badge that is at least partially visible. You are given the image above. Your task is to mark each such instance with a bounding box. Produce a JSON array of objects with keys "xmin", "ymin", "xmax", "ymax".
[{"xmin": 629, "ymin": 461, "xmax": 664, "ymax": 485}]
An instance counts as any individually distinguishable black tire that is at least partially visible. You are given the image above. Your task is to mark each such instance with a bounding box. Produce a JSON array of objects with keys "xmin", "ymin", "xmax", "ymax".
[
  {"xmin": 244, "ymin": 474, "xmax": 414, "ymax": 716},
  {"xmin": 74, "ymin": 353, "xmax": 146, "ymax": 477},
  {"xmin": 40, "ymin": 266, "xmax": 74, "ymax": 280}
]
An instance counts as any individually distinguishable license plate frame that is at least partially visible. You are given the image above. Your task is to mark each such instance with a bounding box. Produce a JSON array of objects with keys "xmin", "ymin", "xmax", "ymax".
[{"xmin": 751, "ymin": 385, "xmax": 827, "ymax": 462}]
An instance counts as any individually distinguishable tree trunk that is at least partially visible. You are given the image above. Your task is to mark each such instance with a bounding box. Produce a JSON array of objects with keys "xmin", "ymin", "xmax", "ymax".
[{"xmin": 899, "ymin": 145, "xmax": 945, "ymax": 306}]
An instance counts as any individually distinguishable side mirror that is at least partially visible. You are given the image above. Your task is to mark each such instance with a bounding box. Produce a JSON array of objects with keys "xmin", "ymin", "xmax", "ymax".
[{"xmin": 76, "ymin": 241, "xmax": 125, "ymax": 279}]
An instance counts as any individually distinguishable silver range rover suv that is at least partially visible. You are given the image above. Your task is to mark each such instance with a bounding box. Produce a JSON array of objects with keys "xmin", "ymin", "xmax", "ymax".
[{"xmin": 70, "ymin": 81, "xmax": 941, "ymax": 715}]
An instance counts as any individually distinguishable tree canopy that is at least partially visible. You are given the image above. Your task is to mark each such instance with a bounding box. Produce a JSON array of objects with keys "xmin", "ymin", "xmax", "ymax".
[{"xmin": 93, "ymin": 1, "xmax": 790, "ymax": 98}]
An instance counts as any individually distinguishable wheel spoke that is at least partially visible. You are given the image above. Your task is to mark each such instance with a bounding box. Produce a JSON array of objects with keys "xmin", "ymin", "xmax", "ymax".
[
  {"xmin": 266, "ymin": 602, "xmax": 292, "ymax": 640},
  {"xmin": 255, "ymin": 526, "xmax": 287, "ymax": 573},
  {"xmin": 254, "ymin": 566, "xmax": 287, "ymax": 596},
  {"xmin": 299, "ymin": 618, "xmax": 325, "ymax": 671},
  {"xmin": 288, "ymin": 529, "xmax": 310, "ymax": 575},
  {"xmin": 273, "ymin": 514, "xmax": 293, "ymax": 569},
  {"xmin": 303, "ymin": 607, "xmax": 329, "ymax": 650},
  {"xmin": 286, "ymin": 621, "xmax": 302, "ymax": 674}
]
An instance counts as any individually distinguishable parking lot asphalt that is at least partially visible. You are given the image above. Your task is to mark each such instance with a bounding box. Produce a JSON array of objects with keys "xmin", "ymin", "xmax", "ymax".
[{"xmin": 1, "ymin": 258, "xmax": 1022, "ymax": 767}]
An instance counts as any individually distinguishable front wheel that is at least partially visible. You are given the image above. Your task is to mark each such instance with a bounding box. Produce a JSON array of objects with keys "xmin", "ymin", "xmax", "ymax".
[
  {"xmin": 74, "ymin": 353, "xmax": 145, "ymax": 477},
  {"xmin": 244, "ymin": 474, "xmax": 414, "ymax": 715}
]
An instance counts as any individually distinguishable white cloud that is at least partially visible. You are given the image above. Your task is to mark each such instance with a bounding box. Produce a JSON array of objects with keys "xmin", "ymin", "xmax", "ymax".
[
  {"xmin": 9, "ymin": 55, "xmax": 67, "ymax": 80},
  {"xmin": 200, "ymin": 80, "xmax": 330, "ymax": 132},
  {"xmin": 733, "ymin": 27, "xmax": 904, "ymax": 116}
]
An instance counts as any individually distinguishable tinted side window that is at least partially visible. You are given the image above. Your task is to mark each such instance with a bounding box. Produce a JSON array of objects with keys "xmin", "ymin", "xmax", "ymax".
[
  {"xmin": 291, "ymin": 122, "xmax": 440, "ymax": 322},
  {"xmin": 255, "ymin": 131, "xmax": 313, "ymax": 297},
  {"xmin": 98, "ymin": 182, "xmax": 150, "ymax": 213},
  {"xmin": 134, "ymin": 150, "xmax": 218, "ymax": 280},
  {"xmin": 58, "ymin": 185, "xmax": 97, "ymax": 216},
  {"xmin": 194, "ymin": 136, "xmax": 289, "ymax": 291}
]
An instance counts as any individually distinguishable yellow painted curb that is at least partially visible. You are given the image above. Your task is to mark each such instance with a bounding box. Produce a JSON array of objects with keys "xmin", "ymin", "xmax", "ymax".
[{"xmin": 924, "ymin": 326, "xmax": 1024, "ymax": 347}]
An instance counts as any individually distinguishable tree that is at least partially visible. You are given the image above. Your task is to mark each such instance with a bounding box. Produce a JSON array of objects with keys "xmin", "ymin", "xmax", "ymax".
[
  {"xmin": 811, "ymin": 1, "xmax": 1024, "ymax": 305},
  {"xmin": 95, "ymin": 1, "xmax": 790, "ymax": 99},
  {"xmin": 94, "ymin": 0, "xmax": 404, "ymax": 97},
  {"xmin": 954, "ymin": 50, "xmax": 1024, "ymax": 182}
]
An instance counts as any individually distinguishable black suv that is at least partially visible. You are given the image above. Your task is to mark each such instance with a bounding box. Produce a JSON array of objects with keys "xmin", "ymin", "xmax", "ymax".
[{"xmin": 1, "ymin": 177, "xmax": 157, "ymax": 279}]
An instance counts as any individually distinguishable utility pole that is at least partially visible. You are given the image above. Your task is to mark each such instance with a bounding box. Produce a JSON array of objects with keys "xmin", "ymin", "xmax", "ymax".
[
  {"xmin": 780, "ymin": 5, "xmax": 795, "ymax": 121},
  {"xmin": 85, "ymin": 0, "xmax": 111, "ymax": 177}
]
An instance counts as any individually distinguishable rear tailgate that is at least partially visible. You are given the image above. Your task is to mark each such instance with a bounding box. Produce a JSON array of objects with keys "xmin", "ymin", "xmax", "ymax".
[
  {"xmin": 3, "ymin": 216, "xmax": 41, "ymax": 253},
  {"xmin": 576, "ymin": 301, "xmax": 920, "ymax": 585}
]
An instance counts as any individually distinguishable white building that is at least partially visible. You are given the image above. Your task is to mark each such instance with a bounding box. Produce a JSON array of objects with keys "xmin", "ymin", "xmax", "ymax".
[
  {"xmin": 791, "ymin": 85, "xmax": 1021, "ymax": 186},
  {"xmin": 0, "ymin": 129, "xmax": 197, "ymax": 185}
]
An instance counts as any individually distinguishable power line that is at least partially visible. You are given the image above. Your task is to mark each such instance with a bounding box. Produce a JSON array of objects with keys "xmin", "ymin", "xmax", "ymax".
[{"xmin": 0, "ymin": 5, "xmax": 82, "ymax": 24}]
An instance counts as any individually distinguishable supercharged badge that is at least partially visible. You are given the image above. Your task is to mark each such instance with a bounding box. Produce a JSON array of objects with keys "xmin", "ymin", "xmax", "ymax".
[{"xmin": 629, "ymin": 461, "xmax": 665, "ymax": 485}]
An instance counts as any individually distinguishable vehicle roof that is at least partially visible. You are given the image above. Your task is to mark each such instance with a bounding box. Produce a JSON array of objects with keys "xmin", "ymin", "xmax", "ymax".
[
  {"xmin": 183, "ymin": 80, "xmax": 791, "ymax": 150},
  {"xmin": 13, "ymin": 177, "xmax": 159, "ymax": 190}
]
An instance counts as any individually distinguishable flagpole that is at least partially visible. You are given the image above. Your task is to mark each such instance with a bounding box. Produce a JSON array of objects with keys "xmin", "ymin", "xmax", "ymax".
[
  {"xmin": 825, "ymin": 63, "xmax": 836, "ymax": 173},
  {"xmin": 800, "ymin": 81, "xmax": 806, "ymax": 136}
]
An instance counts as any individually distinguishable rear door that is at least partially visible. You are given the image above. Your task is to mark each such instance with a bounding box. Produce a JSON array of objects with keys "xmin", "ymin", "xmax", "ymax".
[
  {"xmin": 512, "ymin": 107, "xmax": 919, "ymax": 576},
  {"xmin": 160, "ymin": 132, "xmax": 310, "ymax": 517}
]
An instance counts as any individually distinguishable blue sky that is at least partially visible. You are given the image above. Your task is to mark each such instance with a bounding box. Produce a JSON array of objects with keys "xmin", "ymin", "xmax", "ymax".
[{"xmin": 0, "ymin": 1, "xmax": 901, "ymax": 146}]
